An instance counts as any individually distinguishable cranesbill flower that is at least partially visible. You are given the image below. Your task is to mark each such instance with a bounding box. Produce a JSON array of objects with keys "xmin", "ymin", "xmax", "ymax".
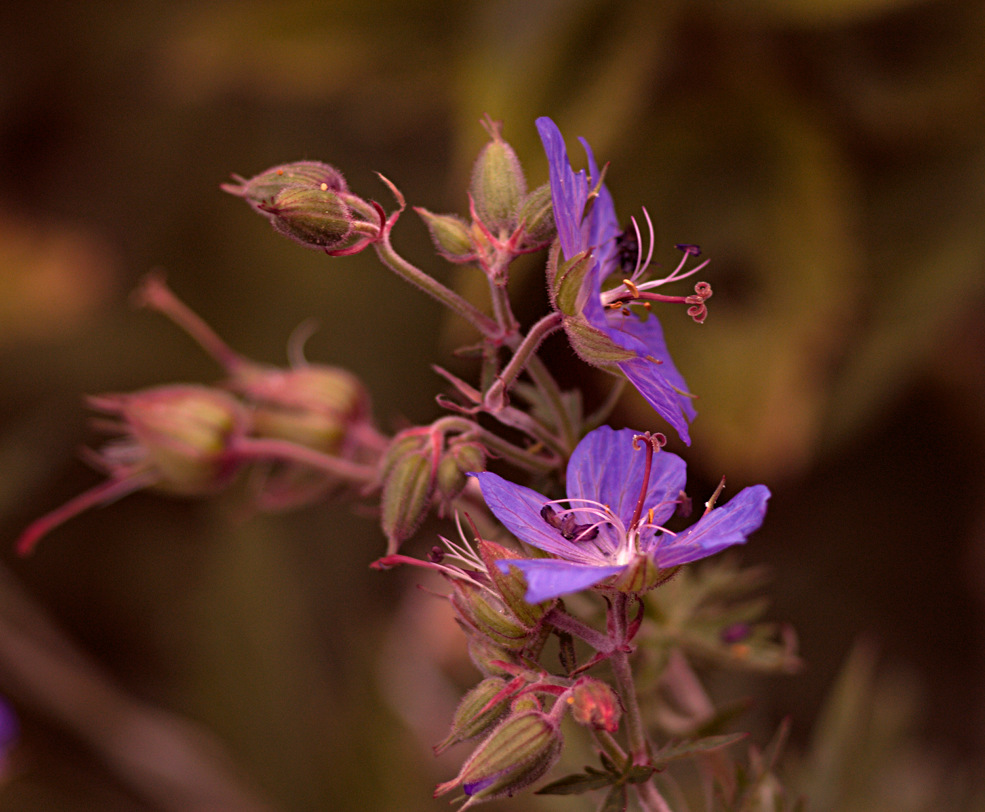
[
  {"xmin": 537, "ymin": 117, "xmax": 711, "ymax": 445},
  {"xmin": 472, "ymin": 426, "xmax": 770, "ymax": 603}
]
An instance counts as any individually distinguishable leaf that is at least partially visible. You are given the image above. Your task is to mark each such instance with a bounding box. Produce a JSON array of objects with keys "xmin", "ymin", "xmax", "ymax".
[
  {"xmin": 536, "ymin": 771, "xmax": 615, "ymax": 796},
  {"xmin": 653, "ymin": 733, "xmax": 747, "ymax": 765},
  {"xmin": 599, "ymin": 784, "xmax": 628, "ymax": 812}
]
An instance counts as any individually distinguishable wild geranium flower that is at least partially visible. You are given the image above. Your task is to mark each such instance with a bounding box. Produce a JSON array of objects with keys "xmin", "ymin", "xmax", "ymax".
[
  {"xmin": 537, "ymin": 117, "xmax": 711, "ymax": 445},
  {"xmin": 472, "ymin": 426, "xmax": 770, "ymax": 603}
]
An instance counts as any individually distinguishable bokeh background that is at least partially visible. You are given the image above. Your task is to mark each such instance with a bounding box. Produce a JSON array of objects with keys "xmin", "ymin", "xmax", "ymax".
[{"xmin": 1, "ymin": 0, "xmax": 984, "ymax": 809}]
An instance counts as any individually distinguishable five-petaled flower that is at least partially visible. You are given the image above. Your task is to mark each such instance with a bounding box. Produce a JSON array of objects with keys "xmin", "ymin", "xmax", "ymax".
[
  {"xmin": 472, "ymin": 426, "xmax": 770, "ymax": 603},
  {"xmin": 537, "ymin": 117, "xmax": 711, "ymax": 445}
]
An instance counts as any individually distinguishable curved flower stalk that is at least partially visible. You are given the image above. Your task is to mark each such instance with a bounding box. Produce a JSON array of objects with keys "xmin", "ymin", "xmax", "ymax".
[
  {"xmin": 537, "ymin": 117, "xmax": 711, "ymax": 445},
  {"xmin": 472, "ymin": 426, "xmax": 770, "ymax": 603}
]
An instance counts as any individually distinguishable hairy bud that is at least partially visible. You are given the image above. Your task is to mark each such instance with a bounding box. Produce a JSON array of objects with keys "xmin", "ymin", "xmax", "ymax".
[
  {"xmin": 434, "ymin": 710, "xmax": 562, "ymax": 808},
  {"xmin": 415, "ymin": 208, "xmax": 475, "ymax": 262},
  {"xmin": 221, "ymin": 160, "xmax": 348, "ymax": 213},
  {"xmin": 566, "ymin": 677, "xmax": 622, "ymax": 733},
  {"xmin": 434, "ymin": 677, "xmax": 511, "ymax": 754},
  {"xmin": 470, "ymin": 117, "xmax": 526, "ymax": 234}
]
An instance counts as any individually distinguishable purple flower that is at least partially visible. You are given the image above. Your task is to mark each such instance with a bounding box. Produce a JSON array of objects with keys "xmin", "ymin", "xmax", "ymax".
[
  {"xmin": 472, "ymin": 426, "xmax": 770, "ymax": 603},
  {"xmin": 537, "ymin": 117, "xmax": 711, "ymax": 445}
]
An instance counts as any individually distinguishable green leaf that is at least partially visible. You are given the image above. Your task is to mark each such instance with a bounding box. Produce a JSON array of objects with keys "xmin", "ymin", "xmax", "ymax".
[
  {"xmin": 600, "ymin": 784, "xmax": 628, "ymax": 812},
  {"xmin": 535, "ymin": 771, "xmax": 615, "ymax": 796},
  {"xmin": 653, "ymin": 733, "xmax": 747, "ymax": 766}
]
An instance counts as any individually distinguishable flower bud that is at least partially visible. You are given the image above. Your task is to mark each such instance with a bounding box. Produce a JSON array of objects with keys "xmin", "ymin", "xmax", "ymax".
[
  {"xmin": 434, "ymin": 677, "xmax": 511, "ymax": 754},
  {"xmin": 451, "ymin": 580, "xmax": 531, "ymax": 651},
  {"xmin": 232, "ymin": 364, "xmax": 370, "ymax": 454},
  {"xmin": 262, "ymin": 185, "xmax": 353, "ymax": 251},
  {"xmin": 434, "ymin": 711, "xmax": 562, "ymax": 807},
  {"xmin": 516, "ymin": 183, "xmax": 555, "ymax": 248},
  {"xmin": 479, "ymin": 540, "xmax": 552, "ymax": 628},
  {"xmin": 470, "ymin": 118, "xmax": 526, "ymax": 234},
  {"xmin": 415, "ymin": 208, "xmax": 475, "ymax": 262},
  {"xmin": 380, "ymin": 445, "xmax": 436, "ymax": 553},
  {"xmin": 566, "ymin": 677, "xmax": 621, "ymax": 733},
  {"xmin": 221, "ymin": 160, "xmax": 348, "ymax": 212},
  {"xmin": 435, "ymin": 442, "xmax": 486, "ymax": 511},
  {"xmin": 96, "ymin": 384, "xmax": 248, "ymax": 495},
  {"xmin": 15, "ymin": 385, "xmax": 250, "ymax": 555},
  {"xmin": 467, "ymin": 634, "xmax": 521, "ymax": 678}
]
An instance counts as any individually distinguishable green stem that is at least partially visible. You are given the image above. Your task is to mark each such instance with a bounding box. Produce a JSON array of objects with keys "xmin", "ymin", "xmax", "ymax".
[
  {"xmin": 372, "ymin": 236, "xmax": 500, "ymax": 339},
  {"xmin": 484, "ymin": 312, "xmax": 563, "ymax": 410},
  {"xmin": 608, "ymin": 593, "xmax": 651, "ymax": 764}
]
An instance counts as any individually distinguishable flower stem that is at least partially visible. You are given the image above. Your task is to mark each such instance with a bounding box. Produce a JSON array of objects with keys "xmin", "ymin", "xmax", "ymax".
[
  {"xmin": 543, "ymin": 606, "xmax": 613, "ymax": 653},
  {"xmin": 372, "ymin": 236, "xmax": 500, "ymax": 339},
  {"xmin": 234, "ymin": 438, "xmax": 378, "ymax": 485},
  {"xmin": 484, "ymin": 312, "xmax": 563, "ymax": 410},
  {"xmin": 608, "ymin": 593, "xmax": 651, "ymax": 764}
]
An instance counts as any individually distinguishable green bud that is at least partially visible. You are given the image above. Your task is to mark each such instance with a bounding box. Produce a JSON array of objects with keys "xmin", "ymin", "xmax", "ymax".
[
  {"xmin": 434, "ymin": 677, "xmax": 511, "ymax": 754},
  {"xmin": 451, "ymin": 581, "xmax": 531, "ymax": 651},
  {"xmin": 97, "ymin": 385, "xmax": 248, "ymax": 495},
  {"xmin": 415, "ymin": 207, "xmax": 475, "ymax": 262},
  {"xmin": 434, "ymin": 711, "xmax": 562, "ymax": 806},
  {"xmin": 435, "ymin": 442, "xmax": 486, "ymax": 509},
  {"xmin": 264, "ymin": 186, "xmax": 353, "ymax": 250},
  {"xmin": 516, "ymin": 183, "xmax": 555, "ymax": 247},
  {"xmin": 221, "ymin": 160, "xmax": 348, "ymax": 210},
  {"xmin": 380, "ymin": 448, "xmax": 435, "ymax": 553},
  {"xmin": 567, "ymin": 677, "xmax": 621, "ymax": 732},
  {"xmin": 379, "ymin": 431, "xmax": 430, "ymax": 481},
  {"xmin": 470, "ymin": 118, "xmax": 526, "ymax": 233},
  {"xmin": 509, "ymin": 694, "xmax": 541, "ymax": 715},
  {"xmin": 467, "ymin": 635, "xmax": 521, "ymax": 678},
  {"xmin": 232, "ymin": 364, "xmax": 369, "ymax": 454},
  {"xmin": 479, "ymin": 540, "xmax": 553, "ymax": 627}
]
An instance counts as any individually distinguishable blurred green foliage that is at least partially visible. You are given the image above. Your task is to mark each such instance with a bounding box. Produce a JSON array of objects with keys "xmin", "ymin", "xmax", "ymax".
[{"xmin": 1, "ymin": 0, "xmax": 984, "ymax": 809}]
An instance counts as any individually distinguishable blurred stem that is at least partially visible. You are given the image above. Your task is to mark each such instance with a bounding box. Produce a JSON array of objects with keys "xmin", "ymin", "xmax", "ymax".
[
  {"xmin": 0, "ymin": 563, "xmax": 276, "ymax": 811},
  {"xmin": 234, "ymin": 437, "xmax": 379, "ymax": 485}
]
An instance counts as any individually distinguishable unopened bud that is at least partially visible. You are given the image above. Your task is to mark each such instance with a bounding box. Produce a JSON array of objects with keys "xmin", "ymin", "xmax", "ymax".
[
  {"xmin": 379, "ymin": 431, "xmax": 430, "ymax": 481},
  {"xmin": 15, "ymin": 385, "xmax": 250, "ymax": 555},
  {"xmin": 435, "ymin": 442, "xmax": 486, "ymax": 510},
  {"xmin": 434, "ymin": 711, "xmax": 562, "ymax": 807},
  {"xmin": 415, "ymin": 208, "xmax": 475, "ymax": 262},
  {"xmin": 470, "ymin": 118, "xmax": 526, "ymax": 234},
  {"xmin": 467, "ymin": 635, "xmax": 521, "ymax": 678},
  {"xmin": 566, "ymin": 677, "xmax": 621, "ymax": 733},
  {"xmin": 480, "ymin": 540, "xmax": 552, "ymax": 627},
  {"xmin": 99, "ymin": 385, "xmax": 248, "ymax": 495},
  {"xmin": 221, "ymin": 160, "xmax": 347, "ymax": 212},
  {"xmin": 261, "ymin": 185, "xmax": 353, "ymax": 251},
  {"xmin": 380, "ymin": 445, "xmax": 436, "ymax": 553},
  {"xmin": 233, "ymin": 364, "xmax": 369, "ymax": 454},
  {"xmin": 435, "ymin": 677, "xmax": 511, "ymax": 754},
  {"xmin": 451, "ymin": 580, "xmax": 531, "ymax": 651}
]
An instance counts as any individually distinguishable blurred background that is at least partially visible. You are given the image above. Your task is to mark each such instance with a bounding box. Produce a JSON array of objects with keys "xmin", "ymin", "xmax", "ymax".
[{"xmin": 1, "ymin": 0, "xmax": 984, "ymax": 809}]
